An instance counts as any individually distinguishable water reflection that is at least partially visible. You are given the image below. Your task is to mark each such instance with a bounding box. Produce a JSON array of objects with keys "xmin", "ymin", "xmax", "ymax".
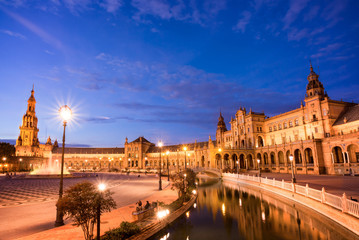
[{"xmin": 150, "ymin": 179, "xmax": 359, "ymax": 240}]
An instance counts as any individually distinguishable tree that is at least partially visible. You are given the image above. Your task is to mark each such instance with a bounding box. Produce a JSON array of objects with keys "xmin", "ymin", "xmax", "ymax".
[
  {"xmin": 57, "ymin": 182, "xmax": 116, "ymax": 240},
  {"xmin": 0, "ymin": 142, "xmax": 15, "ymax": 159},
  {"xmin": 171, "ymin": 169, "xmax": 197, "ymax": 200}
]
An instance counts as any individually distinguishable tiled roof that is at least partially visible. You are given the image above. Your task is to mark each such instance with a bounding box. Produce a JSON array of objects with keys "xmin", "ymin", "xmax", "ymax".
[
  {"xmin": 146, "ymin": 141, "xmax": 209, "ymax": 153},
  {"xmin": 333, "ymin": 104, "xmax": 359, "ymax": 126},
  {"xmin": 52, "ymin": 147, "xmax": 124, "ymax": 154},
  {"xmin": 131, "ymin": 137, "xmax": 152, "ymax": 144}
]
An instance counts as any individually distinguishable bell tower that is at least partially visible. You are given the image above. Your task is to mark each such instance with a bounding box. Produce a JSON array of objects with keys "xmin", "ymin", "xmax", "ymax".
[
  {"xmin": 16, "ymin": 86, "xmax": 39, "ymax": 149},
  {"xmin": 305, "ymin": 62, "xmax": 326, "ymax": 100},
  {"xmin": 216, "ymin": 112, "xmax": 227, "ymax": 147}
]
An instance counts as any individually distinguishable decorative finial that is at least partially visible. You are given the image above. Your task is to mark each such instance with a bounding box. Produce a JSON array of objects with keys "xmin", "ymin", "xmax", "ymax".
[{"xmin": 310, "ymin": 60, "xmax": 313, "ymax": 72}]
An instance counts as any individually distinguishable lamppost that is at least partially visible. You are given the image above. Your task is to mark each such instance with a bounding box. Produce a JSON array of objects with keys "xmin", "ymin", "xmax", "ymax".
[
  {"xmin": 166, "ymin": 151, "xmax": 170, "ymax": 181},
  {"xmin": 236, "ymin": 160, "xmax": 239, "ymax": 175},
  {"xmin": 289, "ymin": 154, "xmax": 296, "ymax": 183},
  {"xmin": 158, "ymin": 141, "xmax": 163, "ymax": 190},
  {"xmin": 218, "ymin": 148, "xmax": 222, "ymax": 169},
  {"xmin": 108, "ymin": 159, "xmax": 111, "ymax": 171},
  {"xmin": 2, "ymin": 157, "xmax": 6, "ymax": 173},
  {"xmin": 55, "ymin": 105, "xmax": 72, "ymax": 227},
  {"xmin": 257, "ymin": 159, "xmax": 261, "ymax": 177},
  {"xmin": 183, "ymin": 146, "xmax": 187, "ymax": 170},
  {"xmin": 97, "ymin": 183, "xmax": 106, "ymax": 240},
  {"xmin": 19, "ymin": 158, "xmax": 23, "ymax": 171},
  {"xmin": 184, "ymin": 173, "xmax": 187, "ymax": 193}
]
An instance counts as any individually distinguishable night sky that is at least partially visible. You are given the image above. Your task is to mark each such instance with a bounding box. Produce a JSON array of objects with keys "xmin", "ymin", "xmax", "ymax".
[{"xmin": 0, "ymin": 0, "xmax": 358, "ymax": 147}]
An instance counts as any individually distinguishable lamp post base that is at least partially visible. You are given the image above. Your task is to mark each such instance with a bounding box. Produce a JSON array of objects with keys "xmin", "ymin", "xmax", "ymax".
[{"xmin": 292, "ymin": 177, "xmax": 296, "ymax": 183}]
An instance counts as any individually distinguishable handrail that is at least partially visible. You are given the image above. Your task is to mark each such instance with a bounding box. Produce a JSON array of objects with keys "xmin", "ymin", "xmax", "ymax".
[{"xmin": 222, "ymin": 173, "xmax": 359, "ymax": 219}]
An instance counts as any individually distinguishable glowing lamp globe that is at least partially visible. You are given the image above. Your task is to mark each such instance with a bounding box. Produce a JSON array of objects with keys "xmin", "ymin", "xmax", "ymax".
[
  {"xmin": 59, "ymin": 105, "xmax": 72, "ymax": 122},
  {"xmin": 98, "ymin": 183, "xmax": 106, "ymax": 191}
]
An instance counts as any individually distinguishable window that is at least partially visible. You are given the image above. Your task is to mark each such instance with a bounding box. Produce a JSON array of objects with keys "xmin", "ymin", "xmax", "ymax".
[
  {"xmin": 269, "ymin": 127, "xmax": 272, "ymax": 132},
  {"xmin": 278, "ymin": 124, "xmax": 282, "ymax": 130},
  {"xmin": 274, "ymin": 126, "xmax": 277, "ymax": 131},
  {"xmin": 289, "ymin": 121, "xmax": 293, "ymax": 127},
  {"xmin": 295, "ymin": 119, "xmax": 299, "ymax": 126},
  {"xmin": 315, "ymin": 127, "xmax": 318, "ymax": 133},
  {"xmin": 284, "ymin": 122, "xmax": 287, "ymax": 129},
  {"xmin": 313, "ymin": 114, "xmax": 317, "ymax": 121}
]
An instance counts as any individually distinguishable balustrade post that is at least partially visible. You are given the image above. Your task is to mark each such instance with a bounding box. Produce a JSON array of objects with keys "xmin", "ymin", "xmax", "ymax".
[
  {"xmin": 305, "ymin": 184, "xmax": 309, "ymax": 197},
  {"xmin": 342, "ymin": 193, "xmax": 348, "ymax": 213},
  {"xmin": 321, "ymin": 187, "xmax": 326, "ymax": 203},
  {"xmin": 282, "ymin": 179, "xmax": 284, "ymax": 189}
]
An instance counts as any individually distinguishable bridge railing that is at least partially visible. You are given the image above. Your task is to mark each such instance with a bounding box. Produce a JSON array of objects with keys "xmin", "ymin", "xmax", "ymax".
[{"xmin": 222, "ymin": 173, "xmax": 359, "ymax": 219}]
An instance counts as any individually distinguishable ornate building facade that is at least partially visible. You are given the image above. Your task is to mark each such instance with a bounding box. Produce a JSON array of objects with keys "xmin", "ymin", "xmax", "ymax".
[{"xmin": 15, "ymin": 65, "xmax": 359, "ymax": 175}]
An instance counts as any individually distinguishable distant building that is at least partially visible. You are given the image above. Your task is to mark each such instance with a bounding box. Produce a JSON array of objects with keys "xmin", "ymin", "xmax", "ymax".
[{"xmin": 15, "ymin": 64, "xmax": 359, "ymax": 175}]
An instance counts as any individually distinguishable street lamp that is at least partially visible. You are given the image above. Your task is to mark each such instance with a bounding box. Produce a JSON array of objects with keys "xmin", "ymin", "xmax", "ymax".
[
  {"xmin": 108, "ymin": 159, "xmax": 112, "ymax": 171},
  {"xmin": 166, "ymin": 151, "xmax": 170, "ymax": 181},
  {"xmin": 236, "ymin": 160, "xmax": 239, "ymax": 175},
  {"xmin": 2, "ymin": 157, "xmax": 6, "ymax": 173},
  {"xmin": 289, "ymin": 154, "xmax": 296, "ymax": 183},
  {"xmin": 55, "ymin": 105, "xmax": 72, "ymax": 227},
  {"xmin": 97, "ymin": 183, "xmax": 106, "ymax": 240},
  {"xmin": 183, "ymin": 146, "xmax": 187, "ymax": 170},
  {"xmin": 19, "ymin": 158, "xmax": 23, "ymax": 171},
  {"xmin": 184, "ymin": 173, "xmax": 187, "ymax": 193},
  {"xmin": 158, "ymin": 141, "xmax": 163, "ymax": 190},
  {"xmin": 257, "ymin": 159, "xmax": 261, "ymax": 177}
]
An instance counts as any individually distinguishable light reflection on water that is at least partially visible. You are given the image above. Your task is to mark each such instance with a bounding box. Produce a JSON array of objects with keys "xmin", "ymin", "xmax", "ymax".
[{"xmin": 149, "ymin": 179, "xmax": 359, "ymax": 240}]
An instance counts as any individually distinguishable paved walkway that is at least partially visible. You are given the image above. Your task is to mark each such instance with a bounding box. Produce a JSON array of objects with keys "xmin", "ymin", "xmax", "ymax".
[
  {"xmin": 17, "ymin": 183, "xmax": 178, "ymax": 240},
  {"xmin": 0, "ymin": 173, "xmax": 137, "ymax": 207},
  {"xmin": 244, "ymin": 172, "xmax": 359, "ymax": 200}
]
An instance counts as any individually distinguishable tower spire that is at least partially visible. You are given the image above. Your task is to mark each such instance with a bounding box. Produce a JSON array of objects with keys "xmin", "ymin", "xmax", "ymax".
[{"xmin": 310, "ymin": 60, "xmax": 313, "ymax": 72}]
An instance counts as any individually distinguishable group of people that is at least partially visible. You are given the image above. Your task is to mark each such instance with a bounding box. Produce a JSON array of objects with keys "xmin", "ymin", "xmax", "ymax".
[{"xmin": 136, "ymin": 200, "xmax": 151, "ymax": 212}]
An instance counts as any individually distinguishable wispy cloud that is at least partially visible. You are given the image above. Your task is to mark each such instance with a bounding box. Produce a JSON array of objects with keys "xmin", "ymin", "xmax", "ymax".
[
  {"xmin": 2, "ymin": 8, "xmax": 64, "ymax": 50},
  {"xmin": 130, "ymin": 0, "xmax": 226, "ymax": 26},
  {"xmin": 0, "ymin": 29, "xmax": 26, "ymax": 39},
  {"xmin": 100, "ymin": 0, "xmax": 123, "ymax": 13},
  {"xmin": 311, "ymin": 43, "xmax": 343, "ymax": 59},
  {"xmin": 287, "ymin": 28, "xmax": 308, "ymax": 41},
  {"xmin": 62, "ymin": 0, "xmax": 91, "ymax": 14},
  {"xmin": 232, "ymin": 11, "xmax": 251, "ymax": 33},
  {"xmin": 283, "ymin": 0, "xmax": 310, "ymax": 29}
]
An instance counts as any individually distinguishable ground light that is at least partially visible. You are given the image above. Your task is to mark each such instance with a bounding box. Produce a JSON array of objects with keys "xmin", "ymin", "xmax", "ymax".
[
  {"xmin": 55, "ymin": 105, "xmax": 72, "ymax": 227},
  {"xmin": 157, "ymin": 209, "xmax": 170, "ymax": 219}
]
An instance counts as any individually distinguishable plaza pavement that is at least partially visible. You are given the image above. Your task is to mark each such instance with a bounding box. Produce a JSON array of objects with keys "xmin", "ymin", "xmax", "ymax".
[
  {"xmin": 0, "ymin": 173, "xmax": 174, "ymax": 240},
  {"xmin": 16, "ymin": 181, "xmax": 178, "ymax": 240},
  {"xmin": 244, "ymin": 171, "xmax": 359, "ymax": 200}
]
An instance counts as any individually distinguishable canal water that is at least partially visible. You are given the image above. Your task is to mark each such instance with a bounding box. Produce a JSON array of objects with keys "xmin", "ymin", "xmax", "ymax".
[{"xmin": 149, "ymin": 178, "xmax": 359, "ymax": 240}]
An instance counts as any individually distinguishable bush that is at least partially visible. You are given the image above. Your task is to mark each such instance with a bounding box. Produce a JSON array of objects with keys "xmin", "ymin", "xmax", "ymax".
[{"xmin": 101, "ymin": 221, "xmax": 140, "ymax": 240}]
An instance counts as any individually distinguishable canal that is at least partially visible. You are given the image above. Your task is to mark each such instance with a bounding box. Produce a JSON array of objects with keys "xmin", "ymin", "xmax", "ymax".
[{"xmin": 150, "ymin": 178, "xmax": 359, "ymax": 240}]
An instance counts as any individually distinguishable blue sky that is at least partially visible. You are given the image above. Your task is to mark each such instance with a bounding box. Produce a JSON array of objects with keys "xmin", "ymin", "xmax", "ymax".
[{"xmin": 0, "ymin": 0, "xmax": 358, "ymax": 147}]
